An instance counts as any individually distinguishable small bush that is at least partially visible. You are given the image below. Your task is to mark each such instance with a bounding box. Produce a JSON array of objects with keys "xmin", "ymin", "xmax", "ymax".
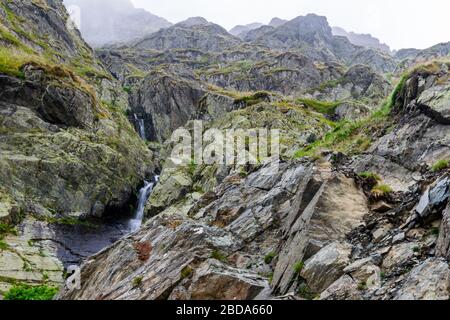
[
  {"xmin": 264, "ymin": 252, "xmax": 276, "ymax": 264},
  {"xmin": 4, "ymin": 285, "xmax": 58, "ymax": 300},
  {"xmin": 431, "ymin": 159, "xmax": 449, "ymax": 172}
]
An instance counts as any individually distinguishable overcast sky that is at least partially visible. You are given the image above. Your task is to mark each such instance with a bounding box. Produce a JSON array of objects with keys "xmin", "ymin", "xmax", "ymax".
[{"xmin": 130, "ymin": 0, "xmax": 450, "ymax": 50}]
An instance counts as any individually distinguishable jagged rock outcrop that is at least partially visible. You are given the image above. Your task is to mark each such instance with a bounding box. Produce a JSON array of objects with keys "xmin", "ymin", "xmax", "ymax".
[
  {"xmin": 128, "ymin": 67, "xmax": 206, "ymax": 142},
  {"xmin": 396, "ymin": 42, "xmax": 450, "ymax": 73},
  {"xmin": 306, "ymin": 64, "xmax": 392, "ymax": 117}
]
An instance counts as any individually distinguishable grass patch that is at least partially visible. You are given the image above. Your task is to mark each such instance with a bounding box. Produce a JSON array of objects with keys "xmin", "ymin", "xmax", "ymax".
[
  {"xmin": 234, "ymin": 91, "xmax": 271, "ymax": 107},
  {"xmin": 431, "ymin": 159, "xmax": 449, "ymax": 172},
  {"xmin": 264, "ymin": 252, "xmax": 276, "ymax": 264},
  {"xmin": 294, "ymin": 99, "xmax": 393, "ymax": 159},
  {"xmin": 4, "ymin": 285, "xmax": 58, "ymax": 300},
  {"xmin": 0, "ymin": 239, "xmax": 9, "ymax": 250},
  {"xmin": 297, "ymin": 98, "xmax": 341, "ymax": 116}
]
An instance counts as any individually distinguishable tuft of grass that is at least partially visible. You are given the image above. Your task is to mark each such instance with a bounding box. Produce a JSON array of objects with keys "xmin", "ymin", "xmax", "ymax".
[
  {"xmin": 0, "ymin": 240, "xmax": 9, "ymax": 250},
  {"xmin": 180, "ymin": 266, "xmax": 193, "ymax": 280},
  {"xmin": 358, "ymin": 172, "xmax": 382, "ymax": 182},
  {"xmin": 211, "ymin": 249, "xmax": 227, "ymax": 263},
  {"xmin": 357, "ymin": 281, "xmax": 368, "ymax": 291},
  {"xmin": 4, "ymin": 285, "xmax": 58, "ymax": 300},
  {"xmin": 0, "ymin": 223, "xmax": 17, "ymax": 238},
  {"xmin": 371, "ymin": 184, "xmax": 393, "ymax": 198},
  {"xmin": 264, "ymin": 252, "xmax": 276, "ymax": 264},
  {"xmin": 431, "ymin": 159, "xmax": 449, "ymax": 172},
  {"xmin": 188, "ymin": 160, "xmax": 197, "ymax": 176},
  {"xmin": 293, "ymin": 261, "xmax": 305, "ymax": 275},
  {"xmin": 132, "ymin": 276, "xmax": 143, "ymax": 287}
]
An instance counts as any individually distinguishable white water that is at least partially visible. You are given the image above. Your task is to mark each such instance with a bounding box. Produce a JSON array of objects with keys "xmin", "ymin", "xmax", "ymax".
[
  {"xmin": 128, "ymin": 177, "xmax": 158, "ymax": 232},
  {"xmin": 134, "ymin": 114, "xmax": 146, "ymax": 140}
]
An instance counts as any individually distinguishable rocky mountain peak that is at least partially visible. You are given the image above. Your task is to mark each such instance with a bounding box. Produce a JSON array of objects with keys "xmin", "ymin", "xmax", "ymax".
[
  {"xmin": 285, "ymin": 14, "xmax": 333, "ymax": 37},
  {"xmin": 229, "ymin": 22, "xmax": 264, "ymax": 38},
  {"xmin": 176, "ymin": 16, "xmax": 211, "ymax": 27},
  {"xmin": 269, "ymin": 17, "xmax": 287, "ymax": 28}
]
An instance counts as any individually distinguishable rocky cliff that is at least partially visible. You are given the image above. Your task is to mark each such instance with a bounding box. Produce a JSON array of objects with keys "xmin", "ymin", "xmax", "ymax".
[
  {"xmin": 2, "ymin": 0, "xmax": 450, "ymax": 302},
  {"xmin": 59, "ymin": 60, "xmax": 450, "ymax": 301},
  {"xmin": 0, "ymin": 0, "xmax": 153, "ymax": 297}
]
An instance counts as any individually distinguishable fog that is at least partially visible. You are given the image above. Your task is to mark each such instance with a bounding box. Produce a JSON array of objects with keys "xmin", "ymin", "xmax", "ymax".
[{"xmin": 130, "ymin": 0, "xmax": 450, "ymax": 50}]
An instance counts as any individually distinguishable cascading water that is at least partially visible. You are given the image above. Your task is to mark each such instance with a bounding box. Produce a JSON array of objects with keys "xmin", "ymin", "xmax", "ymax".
[
  {"xmin": 134, "ymin": 114, "xmax": 147, "ymax": 140},
  {"xmin": 128, "ymin": 176, "xmax": 158, "ymax": 232}
]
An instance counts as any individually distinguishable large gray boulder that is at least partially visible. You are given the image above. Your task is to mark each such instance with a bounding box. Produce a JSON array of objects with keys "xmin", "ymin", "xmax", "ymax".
[{"xmin": 395, "ymin": 259, "xmax": 450, "ymax": 300}]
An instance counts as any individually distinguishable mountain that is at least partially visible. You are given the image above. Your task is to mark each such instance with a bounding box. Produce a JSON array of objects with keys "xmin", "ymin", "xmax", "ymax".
[
  {"xmin": 2, "ymin": 0, "xmax": 450, "ymax": 302},
  {"xmin": 229, "ymin": 22, "xmax": 264, "ymax": 38},
  {"xmin": 63, "ymin": 0, "xmax": 172, "ymax": 47},
  {"xmin": 268, "ymin": 17, "xmax": 287, "ymax": 27},
  {"xmin": 332, "ymin": 26, "xmax": 391, "ymax": 53},
  {"xmin": 133, "ymin": 17, "xmax": 241, "ymax": 52}
]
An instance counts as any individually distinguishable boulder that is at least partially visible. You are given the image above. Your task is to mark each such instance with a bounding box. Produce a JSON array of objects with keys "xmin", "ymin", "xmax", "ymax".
[
  {"xmin": 382, "ymin": 242, "xmax": 418, "ymax": 270},
  {"xmin": 272, "ymin": 168, "xmax": 368, "ymax": 295},
  {"xmin": 185, "ymin": 259, "xmax": 269, "ymax": 300},
  {"xmin": 320, "ymin": 275, "xmax": 362, "ymax": 300},
  {"xmin": 437, "ymin": 202, "xmax": 450, "ymax": 259},
  {"xmin": 300, "ymin": 242, "xmax": 352, "ymax": 293},
  {"xmin": 394, "ymin": 259, "xmax": 450, "ymax": 300}
]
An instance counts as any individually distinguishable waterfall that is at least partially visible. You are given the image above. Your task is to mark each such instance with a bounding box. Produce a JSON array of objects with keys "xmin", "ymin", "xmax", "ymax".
[
  {"xmin": 134, "ymin": 114, "xmax": 146, "ymax": 140},
  {"xmin": 128, "ymin": 176, "xmax": 158, "ymax": 232}
]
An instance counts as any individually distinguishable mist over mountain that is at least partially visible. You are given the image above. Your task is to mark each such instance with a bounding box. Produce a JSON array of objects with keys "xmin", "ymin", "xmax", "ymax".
[
  {"xmin": 332, "ymin": 26, "xmax": 391, "ymax": 53},
  {"xmin": 64, "ymin": 0, "xmax": 172, "ymax": 47}
]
